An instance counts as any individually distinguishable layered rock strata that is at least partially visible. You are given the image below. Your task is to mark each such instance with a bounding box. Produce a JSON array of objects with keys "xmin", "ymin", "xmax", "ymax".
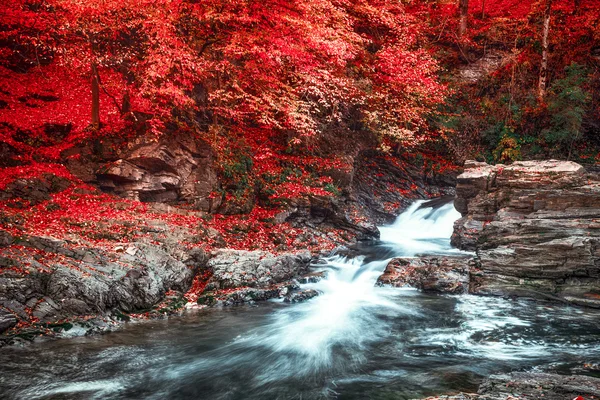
[{"xmin": 452, "ymin": 160, "xmax": 600, "ymax": 307}]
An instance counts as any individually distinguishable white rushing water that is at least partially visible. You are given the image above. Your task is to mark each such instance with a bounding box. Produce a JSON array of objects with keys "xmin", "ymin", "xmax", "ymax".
[
  {"xmin": 231, "ymin": 199, "xmax": 465, "ymax": 378},
  {"xmin": 379, "ymin": 200, "xmax": 462, "ymax": 255}
]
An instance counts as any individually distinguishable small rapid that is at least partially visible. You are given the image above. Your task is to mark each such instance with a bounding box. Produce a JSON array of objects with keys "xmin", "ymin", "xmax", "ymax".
[
  {"xmin": 1, "ymin": 199, "xmax": 600, "ymax": 400},
  {"xmin": 245, "ymin": 199, "xmax": 465, "ymax": 373}
]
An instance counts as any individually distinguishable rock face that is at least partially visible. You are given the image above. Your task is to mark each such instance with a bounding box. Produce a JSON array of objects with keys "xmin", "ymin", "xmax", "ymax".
[
  {"xmin": 453, "ymin": 160, "xmax": 600, "ymax": 307},
  {"xmin": 0, "ymin": 230, "xmax": 207, "ymax": 334},
  {"xmin": 96, "ymin": 133, "xmax": 220, "ymax": 211},
  {"xmin": 350, "ymin": 150, "xmax": 457, "ymax": 225},
  {"xmin": 377, "ymin": 256, "xmax": 472, "ymax": 294},
  {"xmin": 278, "ymin": 195, "xmax": 380, "ymax": 241}
]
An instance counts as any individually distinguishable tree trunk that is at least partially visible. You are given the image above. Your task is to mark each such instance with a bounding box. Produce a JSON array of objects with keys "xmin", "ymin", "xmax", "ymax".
[
  {"xmin": 121, "ymin": 90, "xmax": 131, "ymax": 115},
  {"xmin": 459, "ymin": 0, "xmax": 469, "ymax": 37},
  {"xmin": 91, "ymin": 62, "xmax": 100, "ymax": 129},
  {"xmin": 538, "ymin": 0, "xmax": 552, "ymax": 100}
]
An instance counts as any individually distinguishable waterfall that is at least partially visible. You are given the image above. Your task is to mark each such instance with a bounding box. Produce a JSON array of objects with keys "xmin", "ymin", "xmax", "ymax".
[{"xmin": 229, "ymin": 198, "xmax": 463, "ymax": 378}]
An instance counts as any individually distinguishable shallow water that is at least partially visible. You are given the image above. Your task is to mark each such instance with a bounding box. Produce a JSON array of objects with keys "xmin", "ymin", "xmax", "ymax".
[{"xmin": 1, "ymin": 200, "xmax": 599, "ymax": 400}]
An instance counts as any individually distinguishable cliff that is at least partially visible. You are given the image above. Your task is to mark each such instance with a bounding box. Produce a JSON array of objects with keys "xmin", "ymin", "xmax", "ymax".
[{"xmin": 452, "ymin": 160, "xmax": 600, "ymax": 307}]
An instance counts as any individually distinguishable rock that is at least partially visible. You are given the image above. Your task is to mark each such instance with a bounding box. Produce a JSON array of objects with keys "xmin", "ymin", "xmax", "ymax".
[
  {"xmin": 458, "ymin": 50, "xmax": 508, "ymax": 83},
  {"xmin": 477, "ymin": 372, "xmax": 600, "ymax": 399},
  {"xmin": 0, "ymin": 174, "xmax": 72, "ymax": 206},
  {"xmin": 0, "ymin": 233, "xmax": 207, "ymax": 330},
  {"xmin": 417, "ymin": 395, "xmax": 477, "ymax": 400},
  {"xmin": 280, "ymin": 195, "xmax": 380, "ymax": 241},
  {"xmin": 284, "ymin": 289, "xmax": 320, "ymax": 303},
  {"xmin": 297, "ymin": 271, "xmax": 327, "ymax": 284},
  {"xmin": 96, "ymin": 133, "xmax": 219, "ymax": 211},
  {"xmin": 351, "ymin": 149, "xmax": 457, "ymax": 225},
  {"xmin": 205, "ymin": 249, "xmax": 311, "ymax": 290},
  {"xmin": 0, "ymin": 309, "xmax": 17, "ymax": 333},
  {"xmin": 453, "ymin": 160, "xmax": 600, "ymax": 306},
  {"xmin": 377, "ymin": 256, "xmax": 473, "ymax": 294}
]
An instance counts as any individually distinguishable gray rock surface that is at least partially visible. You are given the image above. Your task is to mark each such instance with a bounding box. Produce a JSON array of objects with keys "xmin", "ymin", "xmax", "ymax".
[
  {"xmin": 377, "ymin": 256, "xmax": 473, "ymax": 294},
  {"xmin": 205, "ymin": 249, "xmax": 312, "ymax": 290},
  {"xmin": 0, "ymin": 309, "xmax": 17, "ymax": 333},
  {"xmin": 284, "ymin": 289, "xmax": 320, "ymax": 303},
  {"xmin": 0, "ymin": 230, "xmax": 206, "ymax": 330},
  {"xmin": 416, "ymin": 372, "xmax": 598, "ymax": 399},
  {"xmin": 453, "ymin": 160, "xmax": 600, "ymax": 306}
]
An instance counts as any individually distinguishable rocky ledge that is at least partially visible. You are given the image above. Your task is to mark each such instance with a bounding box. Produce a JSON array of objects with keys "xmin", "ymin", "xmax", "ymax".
[{"xmin": 452, "ymin": 160, "xmax": 600, "ymax": 307}]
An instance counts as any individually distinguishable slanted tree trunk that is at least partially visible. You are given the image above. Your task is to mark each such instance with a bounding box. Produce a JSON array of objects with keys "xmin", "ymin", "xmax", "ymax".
[
  {"xmin": 91, "ymin": 62, "xmax": 100, "ymax": 129},
  {"xmin": 459, "ymin": 0, "xmax": 469, "ymax": 37},
  {"xmin": 538, "ymin": 0, "xmax": 552, "ymax": 100}
]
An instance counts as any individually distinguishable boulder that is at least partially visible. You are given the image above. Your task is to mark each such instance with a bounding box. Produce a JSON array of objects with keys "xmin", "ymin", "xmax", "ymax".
[
  {"xmin": 453, "ymin": 160, "xmax": 600, "ymax": 306},
  {"xmin": 205, "ymin": 249, "xmax": 312, "ymax": 290},
  {"xmin": 377, "ymin": 256, "xmax": 473, "ymax": 294}
]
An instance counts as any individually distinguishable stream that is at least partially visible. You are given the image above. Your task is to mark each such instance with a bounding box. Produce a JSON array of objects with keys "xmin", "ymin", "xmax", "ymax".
[{"xmin": 1, "ymin": 201, "xmax": 600, "ymax": 399}]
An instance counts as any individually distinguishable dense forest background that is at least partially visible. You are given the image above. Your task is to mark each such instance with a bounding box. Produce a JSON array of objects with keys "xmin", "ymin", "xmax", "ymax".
[{"xmin": 1, "ymin": 0, "xmax": 599, "ymax": 209}]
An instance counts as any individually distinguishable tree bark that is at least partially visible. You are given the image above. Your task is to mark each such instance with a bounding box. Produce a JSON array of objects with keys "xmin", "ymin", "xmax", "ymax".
[
  {"xmin": 121, "ymin": 90, "xmax": 131, "ymax": 115},
  {"xmin": 91, "ymin": 62, "xmax": 100, "ymax": 129},
  {"xmin": 538, "ymin": 0, "xmax": 552, "ymax": 100},
  {"xmin": 459, "ymin": 0, "xmax": 469, "ymax": 37}
]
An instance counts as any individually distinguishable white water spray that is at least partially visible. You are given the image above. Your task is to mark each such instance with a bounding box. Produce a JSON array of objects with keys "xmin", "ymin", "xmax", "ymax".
[{"xmin": 235, "ymin": 199, "xmax": 464, "ymax": 377}]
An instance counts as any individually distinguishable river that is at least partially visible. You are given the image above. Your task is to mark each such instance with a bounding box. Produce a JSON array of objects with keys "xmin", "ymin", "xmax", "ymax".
[{"xmin": 1, "ymin": 201, "xmax": 599, "ymax": 399}]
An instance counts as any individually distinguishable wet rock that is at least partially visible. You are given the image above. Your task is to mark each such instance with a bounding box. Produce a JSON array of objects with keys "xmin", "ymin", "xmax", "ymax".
[
  {"xmin": 453, "ymin": 160, "xmax": 600, "ymax": 306},
  {"xmin": 284, "ymin": 289, "xmax": 320, "ymax": 303},
  {"xmin": 205, "ymin": 249, "xmax": 312, "ymax": 290},
  {"xmin": 477, "ymin": 372, "xmax": 600, "ymax": 399},
  {"xmin": 377, "ymin": 256, "xmax": 473, "ymax": 294},
  {"xmin": 297, "ymin": 271, "xmax": 327, "ymax": 284},
  {"xmin": 279, "ymin": 195, "xmax": 380, "ymax": 241}
]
